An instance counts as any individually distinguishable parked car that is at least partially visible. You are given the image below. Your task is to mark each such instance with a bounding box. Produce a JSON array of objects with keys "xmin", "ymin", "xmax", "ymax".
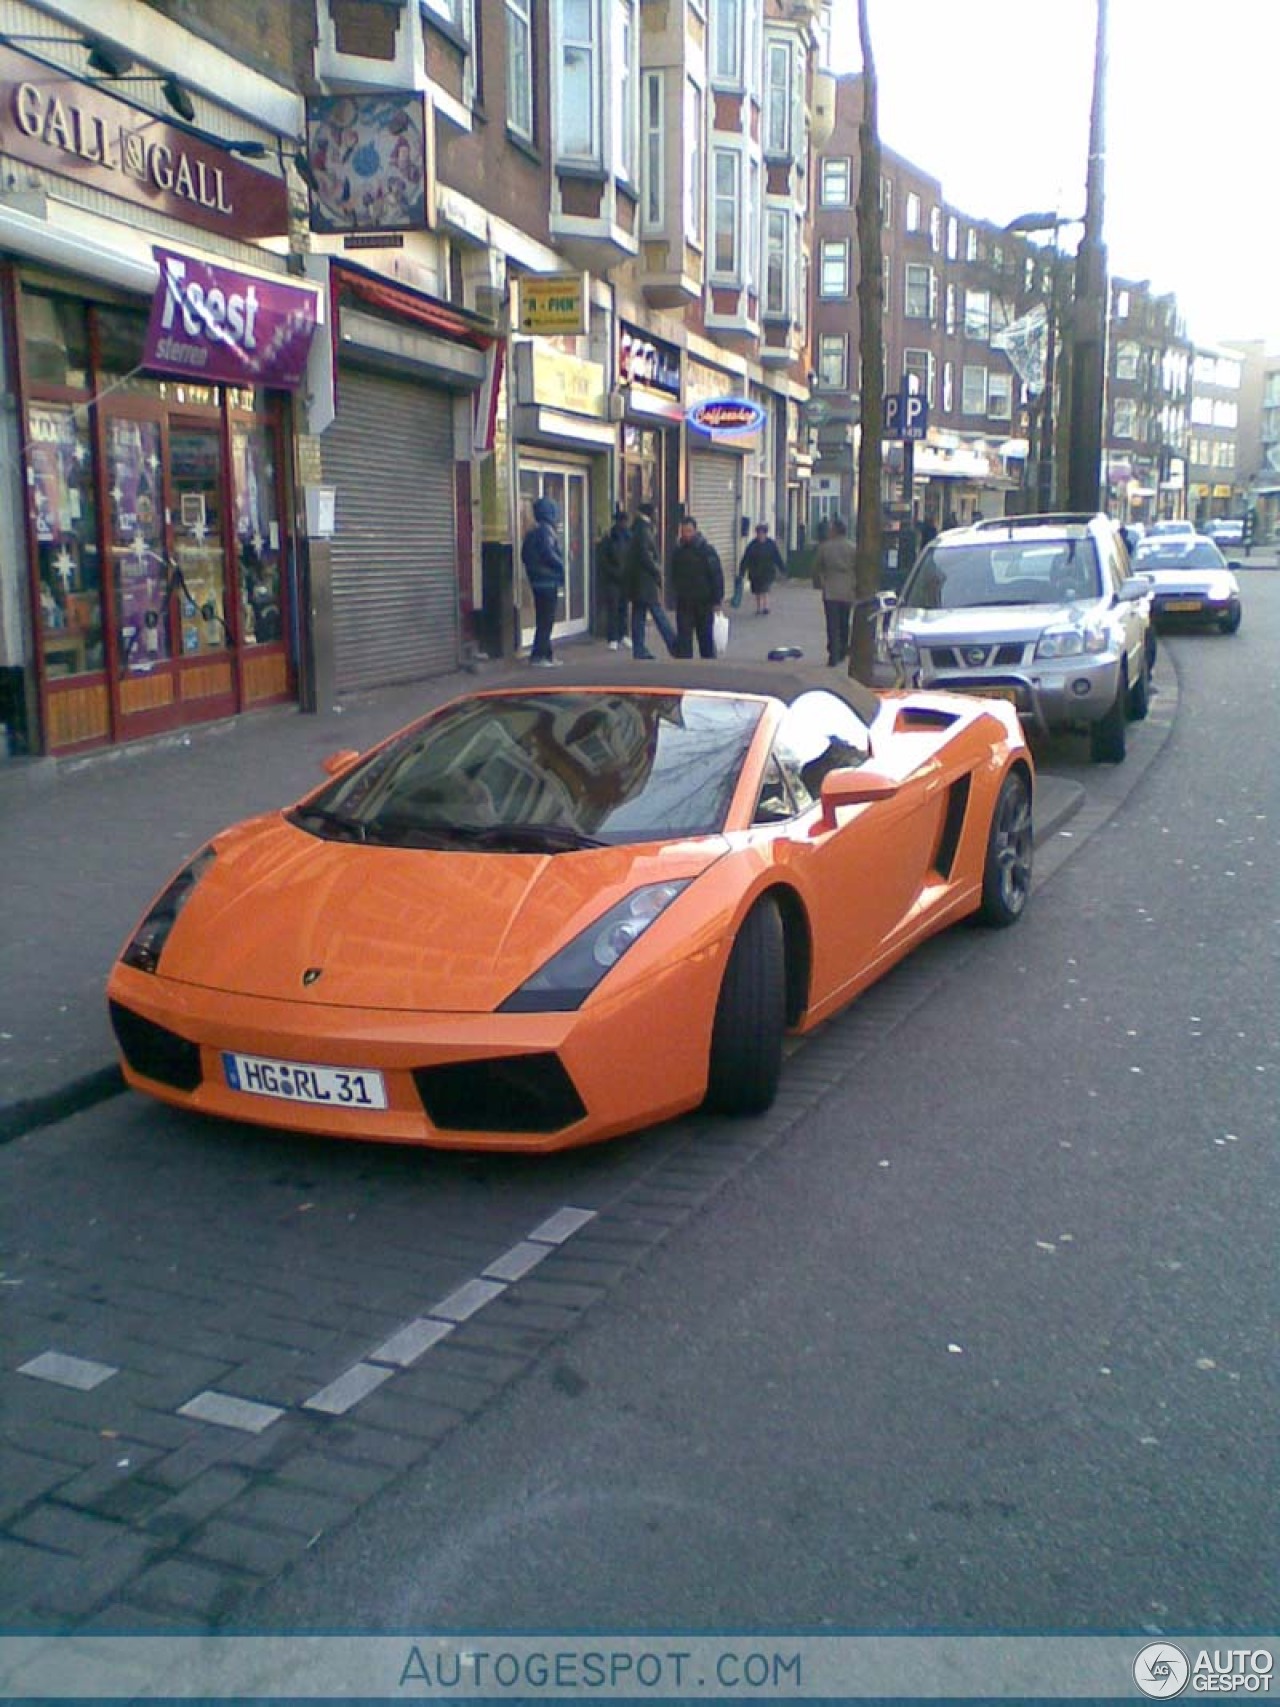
[
  {"xmin": 107, "ymin": 663, "xmax": 1034, "ymax": 1152},
  {"xmin": 1133, "ymin": 535, "xmax": 1243, "ymax": 632},
  {"xmin": 1203, "ymin": 517, "xmax": 1245, "ymax": 548},
  {"xmin": 883, "ymin": 511, "xmax": 1153, "ymax": 763},
  {"xmin": 1148, "ymin": 519, "xmax": 1197, "ymax": 539}
]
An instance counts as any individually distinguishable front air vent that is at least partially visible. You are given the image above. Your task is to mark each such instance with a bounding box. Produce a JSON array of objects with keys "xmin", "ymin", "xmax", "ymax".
[
  {"xmin": 413, "ymin": 1054, "xmax": 587, "ymax": 1134},
  {"xmin": 109, "ymin": 1002, "xmax": 203, "ymax": 1093}
]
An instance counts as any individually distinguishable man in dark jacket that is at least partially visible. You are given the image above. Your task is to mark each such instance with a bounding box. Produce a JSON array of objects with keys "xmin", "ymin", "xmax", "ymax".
[
  {"xmin": 623, "ymin": 503, "xmax": 676, "ymax": 658},
  {"xmin": 596, "ymin": 506, "xmax": 631, "ymax": 649},
  {"xmin": 520, "ymin": 496, "xmax": 565, "ymax": 665},
  {"xmin": 669, "ymin": 515, "xmax": 725, "ymax": 658}
]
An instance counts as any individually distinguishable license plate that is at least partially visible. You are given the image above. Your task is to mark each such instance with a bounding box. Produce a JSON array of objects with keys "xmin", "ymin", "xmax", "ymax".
[
  {"xmin": 1164, "ymin": 599, "xmax": 1203, "ymax": 612},
  {"xmin": 222, "ymin": 1052, "xmax": 387, "ymax": 1110}
]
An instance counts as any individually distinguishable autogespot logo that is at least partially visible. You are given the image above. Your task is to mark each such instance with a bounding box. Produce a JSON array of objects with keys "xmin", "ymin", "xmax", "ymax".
[{"xmin": 1135, "ymin": 1644, "xmax": 1191, "ymax": 1698}]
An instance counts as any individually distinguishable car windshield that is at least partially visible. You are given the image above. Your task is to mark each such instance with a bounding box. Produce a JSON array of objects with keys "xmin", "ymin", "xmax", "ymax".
[
  {"xmin": 290, "ymin": 690, "xmax": 765, "ymax": 849},
  {"xmin": 1135, "ymin": 541, "xmax": 1226, "ymax": 569},
  {"xmin": 900, "ymin": 538, "xmax": 1101, "ymax": 610}
]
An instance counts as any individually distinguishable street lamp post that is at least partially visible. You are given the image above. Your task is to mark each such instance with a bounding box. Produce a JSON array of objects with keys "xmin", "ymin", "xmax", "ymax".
[{"xmin": 1066, "ymin": 0, "xmax": 1110, "ymax": 513}]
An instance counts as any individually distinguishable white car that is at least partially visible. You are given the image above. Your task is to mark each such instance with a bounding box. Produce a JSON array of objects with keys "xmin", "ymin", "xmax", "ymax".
[{"xmin": 1133, "ymin": 536, "xmax": 1243, "ymax": 633}]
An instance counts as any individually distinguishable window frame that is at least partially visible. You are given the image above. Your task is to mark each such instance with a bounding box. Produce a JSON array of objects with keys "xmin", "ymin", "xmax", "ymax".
[
  {"xmin": 819, "ymin": 237, "xmax": 850, "ymax": 299},
  {"xmin": 505, "ymin": 0, "xmax": 534, "ymax": 143},
  {"xmin": 711, "ymin": 145, "xmax": 742, "ymax": 280},
  {"xmin": 961, "ymin": 364, "xmax": 988, "ymax": 416},
  {"xmin": 817, "ymin": 332, "xmax": 848, "ymax": 391},
  {"xmin": 904, "ymin": 261, "xmax": 934, "ymax": 321},
  {"xmin": 557, "ymin": 0, "xmax": 600, "ymax": 164},
  {"xmin": 641, "ymin": 68, "xmax": 664, "ymax": 231},
  {"xmin": 820, "ymin": 156, "xmax": 851, "ymax": 207},
  {"xmin": 764, "ymin": 37, "xmax": 793, "ymax": 158}
]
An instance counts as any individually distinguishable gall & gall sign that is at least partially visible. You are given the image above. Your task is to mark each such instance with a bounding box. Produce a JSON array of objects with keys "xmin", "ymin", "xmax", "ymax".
[{"xmin": 0, "ymin": 43, "xmax": 287, "ymax": 240}]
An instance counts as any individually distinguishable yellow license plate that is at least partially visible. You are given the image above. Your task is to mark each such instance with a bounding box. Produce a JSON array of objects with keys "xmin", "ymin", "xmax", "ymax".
[{"xmin": 1164, "ymin": 599, "xmax": 1203, "ymax": 612}]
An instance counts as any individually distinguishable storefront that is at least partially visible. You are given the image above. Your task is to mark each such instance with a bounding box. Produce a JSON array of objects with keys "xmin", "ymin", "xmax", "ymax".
[
  {"xmin": 616, "ymin": 320, "xmax": 683, "ymax": 559},
  {"xmin": 511, "ymin": 339, "xmax": 613, "ymax": 646},
  {"xmin": 0, "ymin": 44, "xmax": 307, "ymax": 757},
  {"xmin": 685, "ymin": 360, "xmax": 757, "ymax": 575},
  {"xmin": 318, "ymin": 264, "xmax": 495, "ymax": 696}
]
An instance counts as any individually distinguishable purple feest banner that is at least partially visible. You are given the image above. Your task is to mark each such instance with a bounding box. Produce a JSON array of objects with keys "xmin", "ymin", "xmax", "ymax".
[{"xmin": 144, "ymin": 247, "xmax": 318, "ymax": 390}]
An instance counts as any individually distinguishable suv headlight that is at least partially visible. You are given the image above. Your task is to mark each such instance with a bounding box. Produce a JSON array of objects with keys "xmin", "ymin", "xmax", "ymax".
[
  {"xmin": 120, "ymin": 847, "xmax": 216, "ymax": 973},
  {"xmin": 1035, "ymin": 623, "xmax": 1109, "ymax": 660}
]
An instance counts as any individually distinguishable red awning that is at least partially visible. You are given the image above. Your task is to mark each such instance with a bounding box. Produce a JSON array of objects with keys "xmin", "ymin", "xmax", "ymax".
[{"xmin": 331, "ymin": 261, "xmax": 496, "ymax": 350}]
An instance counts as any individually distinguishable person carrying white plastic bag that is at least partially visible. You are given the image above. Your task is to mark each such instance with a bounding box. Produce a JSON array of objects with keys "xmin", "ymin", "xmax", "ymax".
[{"xmin": 713, "ymin": 608, "xmax": 730, "ymax": 654}]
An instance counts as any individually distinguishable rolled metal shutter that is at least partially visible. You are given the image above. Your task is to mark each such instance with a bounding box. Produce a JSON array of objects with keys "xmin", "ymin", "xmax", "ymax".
[
  {"xmin": 688, "ymin": 452, "xmax": 743, "ymax": 583},
  {"xmin": 324, "ymin": 366, "xmax": 458, "ymax": 694}
]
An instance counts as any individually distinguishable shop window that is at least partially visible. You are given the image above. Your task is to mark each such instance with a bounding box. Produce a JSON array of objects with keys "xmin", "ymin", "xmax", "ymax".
[
  {"xmin": 107, "ymin": 416, "xmax": 170, "ymax": 674},
  {"xmin": 28, "ymin": 403, "xmax": 103, "ymax": 679},
  {"xmin": 23, "ymin": 293, "xmax": 89, "ymax": 390},
  {"xmin": 233, "ymin": 424, "xmax": 284, "ymax": 646}
]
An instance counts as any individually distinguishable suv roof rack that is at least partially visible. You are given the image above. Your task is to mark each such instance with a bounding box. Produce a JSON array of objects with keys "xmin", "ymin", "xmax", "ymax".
[{"xmin": 967, "ymin": 512, "xmax": 1100, "ymax": 533}]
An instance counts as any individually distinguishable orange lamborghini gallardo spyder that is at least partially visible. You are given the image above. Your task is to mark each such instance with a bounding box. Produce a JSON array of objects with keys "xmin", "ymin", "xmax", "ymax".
[{"xmin": 107, "ymin": 662, "xmax": 1033, "ymax": 1152}]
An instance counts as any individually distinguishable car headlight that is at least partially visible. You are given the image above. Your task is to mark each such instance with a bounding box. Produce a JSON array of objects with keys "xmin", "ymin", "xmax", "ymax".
[
  {"xmin": 120, "ymin": 848, "xmax": 216, "ymax": 973},
  {"xmin": 1035, "ymin": 624, "xmax": 1109, "ymax": 660},
  {"xmin": 1206, "ymin": 576, "xmax": 1236, "ymax": 599},
  {"xmin": 499, "ymin": 880, "xmax": 691, "ymax": 1013}
]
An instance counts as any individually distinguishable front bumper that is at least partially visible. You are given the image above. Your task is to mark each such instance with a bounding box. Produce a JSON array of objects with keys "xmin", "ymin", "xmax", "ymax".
[
  {"xmin": 107, "ymin": 948, "xmax": 723, "ymax": 1152},
  {"xmin": 1149, "ymin": 592, "xmax": 1238, "ymax": 626},
  {"xmin": 903, "ymin": 652, "xmax": 1124, "ymax": 734}
]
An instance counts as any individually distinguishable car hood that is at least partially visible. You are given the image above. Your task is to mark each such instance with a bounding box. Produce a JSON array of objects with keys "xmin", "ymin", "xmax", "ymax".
[
  {"xmin": 894, "ymin": 599, "xmax": 1095, "ymax": 644},
  {"xmin": 154, "ymin": 816, "xmax": 726, "ymax": 1013}
]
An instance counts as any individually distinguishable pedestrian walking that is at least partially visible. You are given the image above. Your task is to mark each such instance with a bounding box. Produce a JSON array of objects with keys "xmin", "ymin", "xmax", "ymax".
[
  {"xmin": 812, "ymin": 513, "xmax": 857, "ymax": 667},
  {"xmin": 521, "ymin": 495, "xmax": 565, "ymax": 666},
  {"xmin": 624, "ymin": 502, "xmax": 677, "ymax": 658},
  {"xmin": 596, "ymin": 506, "xmax": 631, "ymax": 649},
  {"xmin": 669, "ymin": 515, "xmax": 725, "ymax": 658},
  {"xmin": 739, "ymin": 522, "xmax": 784, "ymax": 616}
]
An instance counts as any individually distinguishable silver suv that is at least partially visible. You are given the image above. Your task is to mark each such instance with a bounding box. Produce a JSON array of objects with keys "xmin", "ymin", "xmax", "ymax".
[{"xmin": 883, "ymin": 513, "xmax": 1153, "ymax": 764}]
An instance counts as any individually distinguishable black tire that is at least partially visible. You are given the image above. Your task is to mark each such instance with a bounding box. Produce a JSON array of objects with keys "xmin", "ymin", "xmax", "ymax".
[
  {"xmin": 704, "ymin": 897, "xmax": 786, "ymax": 1116},
  {"xmin": 976, "ymin": 769, "xmax": 1033, "ymax": 927},
  {"xmin": 1090, "ymin": 677, "xmax": 1128, "ymax": 763},
  {"xmin": 1127, "ymin": 652, "xmax": 1150, "ymax": 720},
  {"xmin": 1220, "ymin": 603, "xmax": 1242, "ymax": 634}
]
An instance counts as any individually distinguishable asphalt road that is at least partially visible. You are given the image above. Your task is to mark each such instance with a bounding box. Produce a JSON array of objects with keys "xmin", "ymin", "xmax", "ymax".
[
  {"xmin": 1, "ymin": 569, "xmax": 1275, "ymax": 1640},
  {"xmin": 251, "ymin": 568, "xmax": 1280, "ymax": 1634}
]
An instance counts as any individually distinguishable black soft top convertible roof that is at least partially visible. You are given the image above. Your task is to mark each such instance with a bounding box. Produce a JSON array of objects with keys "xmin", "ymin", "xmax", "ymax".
[{"xmin": 473, "ymin": 657, "xmax": 883, "ymax": 726}]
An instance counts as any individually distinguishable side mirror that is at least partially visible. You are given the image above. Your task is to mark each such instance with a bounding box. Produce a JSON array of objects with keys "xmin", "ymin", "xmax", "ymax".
[
  {"xmin": 1227, "ymin": 559, "xmax": 1242, "ymax": 571},
  {"xmin": 1118, "ymin": 577, "xmax": 1150, "ymax": 602},
  {"xmin": 322, "ymin": 748, "xmax": 361, "ymax": 777},
  {"xmin": 812, "ymin": 765, "xmax": 901, "ymax": 834}
]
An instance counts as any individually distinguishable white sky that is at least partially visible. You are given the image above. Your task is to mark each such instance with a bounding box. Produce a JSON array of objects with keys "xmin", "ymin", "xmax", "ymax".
[{"xmin": 828, "ymin": 0, "xmax": 1280, "ymax": 350}]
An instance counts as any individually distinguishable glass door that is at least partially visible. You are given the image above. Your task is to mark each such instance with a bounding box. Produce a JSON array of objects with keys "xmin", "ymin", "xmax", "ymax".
[
  {"xmin": 169, "ymin": 421, "xmax": 234, "ymax": 715},
  {"xmin": 106, "ymin": 410, "xmax": 176, "ymax": 734},
  {"xmin": 516, "ymin": 461, "xmax": 590, "ymax": 645}
]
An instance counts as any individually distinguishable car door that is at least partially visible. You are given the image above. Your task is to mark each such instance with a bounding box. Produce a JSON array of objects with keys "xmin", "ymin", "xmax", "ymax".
[
  {"xmin": 1103, "ymin": 528, "xmax": 1148, "ymax": 677},
  {"xmin": 766, "ymin": 692, "xmax": 946, "ymax": 1012}
]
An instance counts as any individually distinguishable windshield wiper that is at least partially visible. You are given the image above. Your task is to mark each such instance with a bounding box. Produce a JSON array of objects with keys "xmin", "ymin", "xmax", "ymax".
[
  {"xmin": 291, "ymin": 805, "xmax": 367, "ymax": 842},
  {"xmin": 448, "ymin": 822, "xmax": 607, "ymax": 852}
]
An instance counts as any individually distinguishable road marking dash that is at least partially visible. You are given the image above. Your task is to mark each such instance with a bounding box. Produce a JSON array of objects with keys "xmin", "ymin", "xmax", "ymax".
[
  {"xmin": 178, "ymin": 1391, "xmax": 284, "ymax": 1434},
  {"xmin": 527, "ymin": 1205, "xmax": 597, "ymax": 1246},
  {"xmin": 302, "ymin": 1362, "xmax": 395, "ymax": 1416},
  {"xmin": 368, "ymin": 1318, "xmax": 455, "ymax": 1368},
  {"xmin": 18, "ymin": 1351, "xmax": 118, "ymax": 1391}
]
